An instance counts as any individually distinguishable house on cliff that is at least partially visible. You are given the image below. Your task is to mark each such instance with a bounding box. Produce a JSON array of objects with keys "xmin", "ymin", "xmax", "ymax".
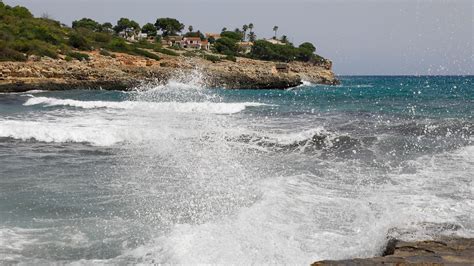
[
  {"xmin": 163, "ymin": 36, "xmax": 184, "ymax": 48},
  {"xmin": 237, "ymin": 42, "xmax": 253, "ymax": 54},
  {"xmin": 182, "ymin": 37, "xmax": 210, "ymax": 50},
  {"xmin": 205, "ymin": 33, "xmax": 221, "ymax": 41},
  {"xmin": 266, "ymin": 38, "xmax": 285, "ymax": 45}
]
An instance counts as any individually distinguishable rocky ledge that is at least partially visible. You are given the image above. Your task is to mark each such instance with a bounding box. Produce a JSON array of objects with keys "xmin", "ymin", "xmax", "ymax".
[
  {"xmin": 313, "ymin": 238, "xmax": 474, "ymax": 265},
  {"xmin": 0, "ymin": 51, "xmax": 338, "ymax": 92}
]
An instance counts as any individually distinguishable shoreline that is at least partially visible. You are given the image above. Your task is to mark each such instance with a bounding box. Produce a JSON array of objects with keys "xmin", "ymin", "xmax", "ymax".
[
  {"xmin": 312, "ymin": 237, "xmax": 474, "ymax": 265},
  {"xmin": 0, "ymin": 51, "xmax": 339, "ymax": 93}
]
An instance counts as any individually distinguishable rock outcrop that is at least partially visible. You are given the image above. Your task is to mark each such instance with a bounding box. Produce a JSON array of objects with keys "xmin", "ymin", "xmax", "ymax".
[
  {"xmin": 0, "ymin": 50, "xmax": 338, "ymax": 92},
  {"xmin": 312, "ymin": 238, "xmax": 474, "ymax": 265}
]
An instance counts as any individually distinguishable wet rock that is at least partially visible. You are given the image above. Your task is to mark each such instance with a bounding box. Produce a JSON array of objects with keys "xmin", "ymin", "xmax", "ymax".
[{"xmin": 312, "ymin": 238, "xmax": 474, "ymax": 266}]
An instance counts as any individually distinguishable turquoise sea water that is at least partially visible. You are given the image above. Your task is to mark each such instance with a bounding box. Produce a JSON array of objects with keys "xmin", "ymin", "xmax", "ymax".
[{"xmin": 0, "ymin": 75, "xmax": 472, "ymax": 263}]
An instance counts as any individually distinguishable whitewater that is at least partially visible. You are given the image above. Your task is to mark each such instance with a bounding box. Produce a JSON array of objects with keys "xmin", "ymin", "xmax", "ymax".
[{"xmin": 0, "ymin": 75, "xmax": 472, "ymax": 264}]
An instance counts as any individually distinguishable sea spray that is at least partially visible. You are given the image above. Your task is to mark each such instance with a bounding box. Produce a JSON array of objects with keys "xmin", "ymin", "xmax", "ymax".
[{"xmin": 0, "ymin": 76, "xmax": 472, "ymax": 264}]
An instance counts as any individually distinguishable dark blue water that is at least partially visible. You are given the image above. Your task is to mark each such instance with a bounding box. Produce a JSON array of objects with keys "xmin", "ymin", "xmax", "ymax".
[{"xmin": 0, "ymin": 76, "xmax": 472, "ymax": 264}]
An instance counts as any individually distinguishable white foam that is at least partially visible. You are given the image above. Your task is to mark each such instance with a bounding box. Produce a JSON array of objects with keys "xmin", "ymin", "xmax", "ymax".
[
  {"xmin": 120, "ymin": 145, "xmax": 474, "ymax": 264},
  {"xmin": 24, "ymin": 97, "xmax": 267, "ymax": 114},
  {"xmin": 0, "ymin": 119, "xmax": 126, "ymax": 146}
]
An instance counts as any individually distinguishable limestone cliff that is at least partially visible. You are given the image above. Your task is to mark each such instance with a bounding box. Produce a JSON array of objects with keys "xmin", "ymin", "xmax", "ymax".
[{"xmin": 0, "ymin": 51, "xmax": 338, "ymax": 92}]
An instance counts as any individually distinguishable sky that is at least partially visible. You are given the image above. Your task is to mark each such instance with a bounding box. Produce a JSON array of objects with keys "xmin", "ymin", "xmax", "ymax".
[{"xmin": 4, "ymin": 0, "xmax": 473, "ymax": 75}]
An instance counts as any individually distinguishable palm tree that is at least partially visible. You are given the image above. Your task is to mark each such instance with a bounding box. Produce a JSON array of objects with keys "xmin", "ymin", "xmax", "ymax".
[
  {"xmin": 281, "ymin": 35, "xmax": 288, "ymax": 44},
  {"xmin": 188, "ymin": 25, "xmax": 193, "ymax": 32},
  {"xmin": 248, "ymin": 23, "xmax": 254, "ymax": 33},
  {"xmin": 248, "ymin": 31, "xmax": 256, "ymax": 42},
  {"xmin": 273, "ymin": 25, "xmax": 279, "ymax": 39},
  {"xmin": 221, "ymin": 27, "xmax": 227, "ymax": 33},
  {"xmin": 242, "ymin": 24, "xmax": 248, "ymax": 41}
]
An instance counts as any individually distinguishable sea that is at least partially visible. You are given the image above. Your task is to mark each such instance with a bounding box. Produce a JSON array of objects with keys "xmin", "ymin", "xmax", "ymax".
[{"xmin": 0, "ymin": 74, "xmax": 472, "ymax": 264}]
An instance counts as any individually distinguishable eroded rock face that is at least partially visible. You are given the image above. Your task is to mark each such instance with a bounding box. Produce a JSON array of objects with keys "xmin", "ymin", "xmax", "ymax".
[
  {"xmin": 0, "ymin": 50, "xmax": 339, "ymax": 92},
  {"xmin": 312, "ymin": 238, "xmax": 474, "ymax": 265}
]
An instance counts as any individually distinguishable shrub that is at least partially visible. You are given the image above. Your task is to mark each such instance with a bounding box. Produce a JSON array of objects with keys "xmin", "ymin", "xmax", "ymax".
[
  {"xmin": 107, "ymin": 38, "xmax": 129, "ymax": 52},
  {"xmin": 183, "ymin": 50, "xmax": 199, "ymax": 57},
  {"xmin": 214, "ymin": 37, "xmax": 238, "ymax": 55},
  {"xmin": 0, "ymin": 41, "xmax": 26, "ymax": 61},
  {"xmin": 66, "ymin": 51, "xmax": 89, "ymax": 61},
  {"xmin": 133, "ymin": 39, "xmax": 156, "ymax": 49},
  {"xmin": 224, "ymin": 54, "xmax": 236, "ymax": 62},
  {"xmin": 131, "ymin": 48, "xmax": 160, "ymax": 60},
  {"xmin": 93, "ymin": 32, "xmax": 112, "ymax": 43},
  {"xmin": 220, "ymin": 31, "xmax": 243, "ymax": 41},
  {"xmin": 72, "ymin": 18, "xmax": 102, "ymax": 31},
  {"xmin": 11, "ymin": 39, "xmax": 58, "ymax": 59},
  {"xmin": 203, "ymin": 54, "xmax": 221, "ymax": 63},
  {"xmin": 153, "ymin": 46, "xmax": 178, "ymax": 56},
  {"xmin": 68, "ymin": 32, "xmax": 91, "ymax": 50},
  {"xmin": 99, "ymin": 49, "xmax": 115, "ymax": 58}
]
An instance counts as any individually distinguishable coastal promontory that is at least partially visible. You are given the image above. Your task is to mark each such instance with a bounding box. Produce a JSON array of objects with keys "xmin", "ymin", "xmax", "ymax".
[{"xmin": 0, "ymin": 2, "xmax": 338, "ymax": 92}]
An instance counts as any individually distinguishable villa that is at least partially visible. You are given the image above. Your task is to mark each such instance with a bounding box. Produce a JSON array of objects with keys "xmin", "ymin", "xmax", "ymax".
[
  {"xmin": 266, "ymin": 38, "xmax": 285, "ymax": 45},
  {"xmin": 163, "ymin": 36, "xmax": 184, "ymax": 47},
  {"xmin": 181, "ymin": 37, "xmax": 210, "ymax": 50},
  {"xmin": 237, "ymin": 41, "xmax": 253, "ymax": 54},
  {"xmin": 205, "ymin": 33, "xmax": 221, "ymax": 40}
]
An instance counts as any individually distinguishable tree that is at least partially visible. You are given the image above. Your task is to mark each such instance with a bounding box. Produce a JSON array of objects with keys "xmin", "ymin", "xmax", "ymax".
[
  {"xmin": 297, "ymin": 42, "xmax": 316, "ymax": 62},
  {"xmin": 101, "ymin": 22, "xmax": 113, "ymax": 32},
  {"xmin": 184, "ymin": 30, "xmax": 205, "ymax": 40},
  {"xmin": 280, "ymin": 35, "xmax": 291, "ymax": 45},
  {"xmin": 188, "ymin": 25, "xmax": 193, "ymax": 32},
  {"xmin": 299, "ymin": 42, "xmax": 316, "ymax": 53},
  {"xmin": 221, "ymin": 31, "xmax": 243, "ymax": 41},
  {"xmin": 214, "ymin": 37, "xmax": 238, "ymax": 55},
  {"xmin": 248, "ymin": 31, "xmax": 256, "ymax": 42},
  {"xmin": 142, "ymin": 23, "xmax": 157, "ymax": 37},
  {"xmin": 248, "ymin": 23, "xmax": 254, "ymax": 32},
  {"xmin": 68, "ymin": 32, "xmax": 92, "ymax": 50},
  {"xmin": 273, "ymin": 25, "xmax": 279, "ymax": 39},
  {"xmin": 155, "ymin": 18, "xmax": 184, "ymax": 36},
  {"xmin": 242, "ymin": 24, "xmax": 248, "ymax": 41},
  {"xmin": 221, "ymin": 27, "xmax": 227, "ymax": 33},
  {"xmin": 72, "ymin": 18, "xmax": 102, "ymax": 31},
  {"xmin": 114, "ymin": 18, "xmax": 140, "ymax": 34}
]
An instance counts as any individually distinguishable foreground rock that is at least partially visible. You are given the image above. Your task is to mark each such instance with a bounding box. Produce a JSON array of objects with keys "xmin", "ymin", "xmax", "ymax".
[
  {"xmin": 0, "ymin": 51, "xmax": 338, "ymax": 92},
  {"xmin": 312, "ymin": 238, "xmax": 474, "ymax": 265}
]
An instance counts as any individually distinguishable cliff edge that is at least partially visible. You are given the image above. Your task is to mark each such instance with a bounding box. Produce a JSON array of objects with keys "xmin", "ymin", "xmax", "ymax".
[{"xmin": 0, "ymin": 51, "xmax": 338, "ymax": 92}]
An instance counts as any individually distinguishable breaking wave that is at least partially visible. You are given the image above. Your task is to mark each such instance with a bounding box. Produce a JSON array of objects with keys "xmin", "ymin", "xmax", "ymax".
[
  {"xmin": 232, "ymin": 128, "xmax": 372, "ymax": 154},
  {"xmin": 24, "ymin": 97, "xmax": 268, "ymax": 114}
]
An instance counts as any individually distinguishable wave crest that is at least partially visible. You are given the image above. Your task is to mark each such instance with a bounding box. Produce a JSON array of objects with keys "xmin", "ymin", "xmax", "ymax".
[{"xmin": 24, "ymin": 97, "xmax": 267, "ymax": 114}]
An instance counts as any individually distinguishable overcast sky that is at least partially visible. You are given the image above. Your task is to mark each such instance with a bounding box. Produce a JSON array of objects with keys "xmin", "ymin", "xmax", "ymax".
[{"xmin": 4, "ymin": 0, "xmax": 473, "ymax": 75}]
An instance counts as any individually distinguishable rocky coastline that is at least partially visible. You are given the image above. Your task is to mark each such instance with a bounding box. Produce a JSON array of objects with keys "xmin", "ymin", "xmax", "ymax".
[
  {"xmin": 0, "ymin": 51, "xmax": 338, "ymax": 92},
  {"xmin": 313, "ymin": 237, "xmax": 474, "ymax": 265}
]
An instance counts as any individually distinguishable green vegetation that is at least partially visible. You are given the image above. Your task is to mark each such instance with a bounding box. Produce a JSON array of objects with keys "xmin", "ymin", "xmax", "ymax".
[
  {"xmin": 249, "ymin": 40, "xmax": 322, "ymax": 63},
  {"xmin": 0, "ymin": 3, "xmax": 163, "ymax": 62},
  {"xmin": 66, "ymin": 51, "xmax": 90, "ymax": 61},
  {"xmin": 203, "ymin": 54, "xmax": 221, "ymax": 63},
  {"xmin": 99, "ymin": 49, "xmax": 115, "ymax": 58},
  {"xmin": 155, "ymin": 18, "xmax": 184, "ymax": 37},
  {"xmin": 214, "ymin": 37, "xmax": 238, "ymax": 55},
  {"xmin": 106, "ymin": 38, "xmax": 160, "ymax": 60},
  {"xmin": 141, "ymin": 23, "xmax": 157, "ymax": 37},
  {"xmin": 0, "ymin": 2, "xmax": 326, "ymax": 64},
  {"xmin": 72, "ymin": 18, "xmax": 103, "ymax": 32},
  {"xmin": 224, "ymin": 54, "xmax": 236, "ymax": 62},
  {"xmin": 153, "ymin": 46, "xmax": 179, "ymax": 56},
  {"xmin": 113, "ymin": 17, "xmax": 140, "ymax": 34}
]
